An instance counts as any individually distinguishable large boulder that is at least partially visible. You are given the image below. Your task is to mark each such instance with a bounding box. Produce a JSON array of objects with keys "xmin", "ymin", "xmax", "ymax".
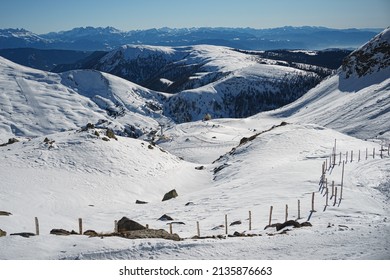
[
  {"xmin": 117, "ymin": 217, "xmax": 146, "ymax": 232},
  {"xmin": 162, "ymin": 189, "xmax": 178, "ymax": 201},
  {"xmin": 0, "ymin": 229, "xmax": 6, "ymax": 237}
]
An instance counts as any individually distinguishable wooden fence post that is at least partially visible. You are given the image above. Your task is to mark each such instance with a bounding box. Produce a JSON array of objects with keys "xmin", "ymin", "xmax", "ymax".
[
  {"xmin": 345, "ymin": 151, "xmax": 348, "ymax": 164},
  {"xmin": 351, "ymin": 150, "xmax": 353, "ymax": 162},
  {"xmin": 197, "ymin": 221, "xmax": 200, "ymax": 237},
  {"xmin": 249, "ymin": 211, "xmax": 252, "ymax": 231},
  {"xmin": 225, "ymin": 214, "xmax": 228, "ymax": 235},
  {"xmin": 298, "ymin": 200, "xmax": 301, "ymax": 219},
  {"xmin": 169, "ymin": 223, "xmax": 173, "ymax": 234},
  {"xmin": 388, "ymin": 144, "xmax": 390, "ymax": 156},
  {"xmin": 373, "ymin": 147, "xmax": 375, "ymax": 159},
  {"xmin": 311, "ymin": 192, "xmax": 316, "ymax": 212},
  {"xmin": 340, "ymin": 161, "xmax": 345, "ymax": 200},
  {"xmin": 78, "ymin": 218, "xmax": 83, "ymax": 235},
  {"xmin": 333, "ymin": 187, "xmax": 338, "ymax": 206},
  {"xmin": 285, "ymin": 205, "xmax": 288, "ymax": 222},
  {"xmin": 331, "ymin": 180, "xmax": 335, "ymax": 199},
  {"xmin": 339, "ymin": 152, "xmax": 342, "ymax": 165},
  {"xmin": 325, "ymin": 159, "xmax": 328, "ymax": 171},
  {"xmin": 366, "ymin": 148, "xmax": 368, "ymax": 160},
  {"xmin": 269, "ymin": 206, "xmax": 273, "ymax": 226},
  {"xmin": 358, "ymin": 150, "xmax": 361, "ymax": 162},
  {"xmin": 35, "ymin": 217, "xmax": 39, "ymax": 236},
  {"xmin": 114, "ymin": 220, "xmax": 118, "ymax": 233},
  {"xmin": 380, "ymin": 145, "xmax": 383, "ymax": 159},
  {"xmin": 325, "ymin": 187, "xmax": 329, "ymax": 207}
]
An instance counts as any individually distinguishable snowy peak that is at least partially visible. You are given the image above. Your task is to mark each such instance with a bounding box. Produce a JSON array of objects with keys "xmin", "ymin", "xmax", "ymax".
[{"xmin": 341, "ymin": 27, "xmax": 390, "ymax": 79}]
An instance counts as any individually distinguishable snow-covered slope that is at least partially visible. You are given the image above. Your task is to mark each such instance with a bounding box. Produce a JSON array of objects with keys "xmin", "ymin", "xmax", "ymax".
[
  {"xmin": 0, "ymin": 122, "xmax": 388, "ymax": 260},
  {"xmin": 93, "ymin": 44, "xmax": 324, "ymax": 122},
  {"xmin": 0, "ymin": 56, "xmax": 169, "ymax": 142},
  {"xmin": 269, "ymin": 27, "xmax": 390, "ymax": 140}
]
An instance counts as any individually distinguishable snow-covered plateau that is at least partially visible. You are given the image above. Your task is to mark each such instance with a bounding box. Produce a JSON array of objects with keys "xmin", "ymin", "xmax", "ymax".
[{"xmin": 0, "ymin": 28, "xmax": 389, "ymax": 260}]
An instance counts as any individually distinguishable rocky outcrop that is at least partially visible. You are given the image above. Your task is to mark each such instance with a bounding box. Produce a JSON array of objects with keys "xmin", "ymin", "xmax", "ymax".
[
  {"xmin": 117, "ymin": 217, "xmax": 146, "ymax": 232},
  {"xmin": 162, "ymin": 189, "xmax": 178, "ymax": 201}
]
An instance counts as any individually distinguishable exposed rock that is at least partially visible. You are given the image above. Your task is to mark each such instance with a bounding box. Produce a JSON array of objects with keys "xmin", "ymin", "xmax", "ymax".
[
  {"xmin": 10, "ymin": 232, "xmax": 35, "ymax": 238},
  {"xmin": 230, "ymin": 220, "xmax": 242, "ymax": 226},
  {"xmin": 162, "ymin": 189, "xmax": 178, "ymax": 201},
  {"xmin": 0, "ymin": 138, "xmax": 19, "ymax": 147},
  {"xmin": 169, "ymin": 221, "xmax": 185, "ymax": 225},
  {"xmin": 212, "ymin": 225, "xmax": 224, "ymax": 230},
  {"xmin": 0, "ymin": 211, "xmax": 12, "ymax": 216},
  {"xmin": 135, "ymin": 200, "xmax": 148, "ymax": 204},
  {"xmin": 148, "ymin": 144, "xmax": 154, "ymax": 149},
  {"xmin": 195, "ymin": 166, "xmax": 205, "ymax": 170},
  {"xmin": 102, "ymin": 137, "xmax": 110, "ymax": 141},
  {"xmin": 185, "ymin": 202, "xmax": 194, "ymax": 206},
  {"xmin": 102, "ymin": 229, "xmax": 181, "ymax": 241},
  {"xmin": 86, "ymin": 123, "xmax": 95, "ymax": 130},
  {"xmin": 117, "ymin": 217, "xmax": 146, "ymax": 232},
  {"xmin": 264, "ymin": 220, "xmax": 312, "ymax": 231},
  {"xmin": 50, "ymin": 229, "xmax": 78, "ymax": 236},
  {"xmin": 83, "ymin": 230, "xmax": 98, "ymax": 236},
  {"xmin": 0, "ymin": 229, "xmax": 6, "ymax": 237},
  {"xmin": 158, "ymin": 214, "xmax": 174, "ymax": 221},
  {"xmin": 106, "ymin": 129, "xmax": 117, "ymax": 140}
]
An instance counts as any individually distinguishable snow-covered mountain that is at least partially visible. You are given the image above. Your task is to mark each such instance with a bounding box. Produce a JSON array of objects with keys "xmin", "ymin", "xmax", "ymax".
[
  {"xmin": 0, "ymin": 26, "xmax": 381, "ymax": 51},
  {"xmin": 270, "ymin": 27, "xmax": 390, "ymax": 140},
  {"xmin": 0, "ymin": 28, "xmax": 51, "ymax": 49},
  {"xmin": 0, "ymin": 28, "xmax": 389, "ymax": 261},
  {"xmin": 0, "ymin": 56, "xmax": 170, "ymax": 142},
  {"xmin": 87, "ymin": 44, "xmax": 325, "ymax": 122}
]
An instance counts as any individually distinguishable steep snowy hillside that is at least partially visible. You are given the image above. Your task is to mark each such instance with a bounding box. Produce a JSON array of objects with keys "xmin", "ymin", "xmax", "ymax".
[
  {"xmin": 89, "ymin": 44, "xmax": 324, "ymax": 122},
  {"xmin": 270, "ymin": 28, "xmax": 390, "ymax": 140},
  {"xmin": 0, "ymin": 56, "xmax": 169, "ymax": 142}
]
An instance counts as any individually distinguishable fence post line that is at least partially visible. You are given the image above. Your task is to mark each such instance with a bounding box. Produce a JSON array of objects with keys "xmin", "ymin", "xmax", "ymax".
[
  {"xmin": 269, "ymin": 206, "xmax": 273, "ymax": 226},
  {"xmin": 298, "ymin": 200, "xmax": 301, "ymax": 219},
  {"xmin": 197, "ymin": 221, "xmax": 200, "ymax": 237},
  {"xmin": 35, "ymin": 217, "xmax": 39, "ymax": 236},
  {"xmin": 249, "ymin": 211, "xmax": 252, "ymax": 231},
  {"xmin": 333, "ymin": 187, "xmax": 338, "ymax": 206}
]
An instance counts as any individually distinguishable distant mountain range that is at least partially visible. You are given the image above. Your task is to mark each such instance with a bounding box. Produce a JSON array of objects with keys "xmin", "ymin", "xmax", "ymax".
[{"xmin": 0, "ymin": 26, "xmax": 383, "ymax": 51}]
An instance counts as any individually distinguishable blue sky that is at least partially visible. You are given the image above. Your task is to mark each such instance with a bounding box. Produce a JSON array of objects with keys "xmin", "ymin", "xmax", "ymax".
[{"xmin": 0, "ymin": 0, "xmax": 388, "ymax": 33}]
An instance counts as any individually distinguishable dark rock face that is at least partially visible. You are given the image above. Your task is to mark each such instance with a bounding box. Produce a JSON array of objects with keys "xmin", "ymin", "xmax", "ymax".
[
  {"xmin": 50, "ymin": 229, "xmax": 78, "ymax": 235},
  {"xmin": 158, "ymin": 214, "xmax": 174, "ymax": 221},
  {"xmin": 135, "ymin": 200, "xmax": 148, "ymax": 204},
  {"xmin": 0, "ymin": 211, "xmax": 12, "ymax": 216},
  {"xmin": 0, "ymin": 229, "xmax": 6, "ymax": 237},
  {"xmin": 83, "ymin": 230, "xmax": 98, "ymax": 236},
  {"xmin": 264, "ymin": 220, "xmax": 312, "ymax": 231},
  {"xmin": 162, "ymin": 189, "xmax": 178, "ymax": 201},
  {"xmin": 117, "ymin": 217, "xmax": 146, "ymax": 232},
  {"xmin": 230, "ymin": 220, "xmax": 242, "ymax": 226},
  {"xmin": 10, "ymin": 232, "xmax": 35, "ymax": 238}
]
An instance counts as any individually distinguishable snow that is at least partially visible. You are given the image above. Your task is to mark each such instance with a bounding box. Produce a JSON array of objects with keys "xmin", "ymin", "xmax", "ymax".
[{"xmin": 0, "ymin": 30, "xmax": 389, "ymax": 260}]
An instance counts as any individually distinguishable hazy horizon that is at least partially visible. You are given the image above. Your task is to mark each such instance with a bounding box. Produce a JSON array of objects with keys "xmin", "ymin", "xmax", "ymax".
[{"xmin": 0, "ymin": 0, "xmax": 388, "ymax": 34}]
